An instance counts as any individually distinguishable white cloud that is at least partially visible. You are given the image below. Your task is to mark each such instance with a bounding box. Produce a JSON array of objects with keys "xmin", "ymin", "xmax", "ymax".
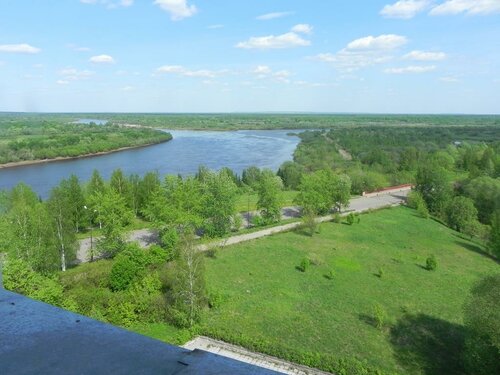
[
  {"xmin": 347, "ymin": 34, "xmax": 408, "ymax": 50},
  {"xmin": 208, "ymin": 24, "xmax": 224, "ymax": 29},
  {"xmin": 251, "ymin": 65, "xmax": 292, "ymax": 83},
  {"xmin": 253, "ymin": 65, "xmax": 272, "ymax": 75},
  {"xmin": 430, "ymin": 0, "xmax": 500, "ymax": 16},
  {"xmin": 0, "ymin": 44, "xmax": 41, "ymax": 54},
  {"xmin": 439, "ymin": 76, "xmax": 460, "ymax": 82},
  {"xmin": 291, "ymin": 24, "xmax": 313, "ymax": 34},
  {"xmin": 256, "ymin": 11, "xmax": 294, "ymax": 20},
  {"xmin": 404, "ymin": 50, "xmax": 447, "ymax": 61},
  {"xmin": 89, "ymin": 54, "xmax": 115, "ymax": 64},
  {"xmin": 56, "ymin": 80, "xmax": 70, "ymax": 85},
  {"xmin": 67, "ymin": 43, "xmax": 91, "ymax": 52},
  {"xmin": 313, "ymin": 34, "xmax": 406, "ymax": 72},
  {"xmin": 59, "ymin": 68, "xmax": 95, "ymax": 81},
  {"xmin": 236, "ymin": 25, "xmax": 312, "ymax": 50},
  {"xmin": 121, "ymin": 85, "xmax": 135, "ymax": 91},
  {"xmin": 380, "ymin": 1, "xmax": 431, "ymax": 19},
  {"xmin": 154, "ymin": 0, "xmax": 197, "ymax": 21},
  {"xmin": 156, "ymin": 65, "xmax": 223, "ymax": 78},
  {"xmin": 384, "ymin": 65, "xmax": 437, "ymax": 74},
  {"xmin": 80, "ymin": 0, "xmax": 133, "ymax": 8}
]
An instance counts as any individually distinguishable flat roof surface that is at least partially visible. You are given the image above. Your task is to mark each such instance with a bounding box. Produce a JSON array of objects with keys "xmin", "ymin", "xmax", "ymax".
[{"xmin": 0, "ymin": 289, "xmax": 280, "ymax": 375}]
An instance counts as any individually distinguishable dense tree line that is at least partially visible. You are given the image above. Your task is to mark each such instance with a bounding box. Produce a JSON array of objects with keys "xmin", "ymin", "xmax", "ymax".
[
  {"xmin": 293, "ymin": 126, "xmax": 500, "ymax": 257},
  {"xmin": 0, "ymin": 116, "xmax": 172, "ymax": 164}
]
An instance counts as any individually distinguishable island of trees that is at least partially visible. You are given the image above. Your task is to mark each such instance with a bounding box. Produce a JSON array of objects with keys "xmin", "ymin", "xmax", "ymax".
[{"xmin": 0, "ymin": 114, "xmax": 172, "ymax": 165}]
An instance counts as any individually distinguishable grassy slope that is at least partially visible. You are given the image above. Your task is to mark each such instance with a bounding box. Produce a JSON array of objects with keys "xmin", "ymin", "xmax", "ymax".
[{"xmin": 200, "ymin": 206, "xmax": 498, "ymax": 374}]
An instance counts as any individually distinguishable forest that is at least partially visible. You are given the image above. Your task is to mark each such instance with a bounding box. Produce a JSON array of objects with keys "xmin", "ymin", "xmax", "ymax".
[{"xmin": 0, "ymin": 114, "xmax": 172, "ymax": 164}]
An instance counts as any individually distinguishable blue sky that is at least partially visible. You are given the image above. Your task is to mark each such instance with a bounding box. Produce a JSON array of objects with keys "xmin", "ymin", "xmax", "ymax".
[{"xmin": 0, "ymin": 0, "xmax": 499, "ymax": 113}]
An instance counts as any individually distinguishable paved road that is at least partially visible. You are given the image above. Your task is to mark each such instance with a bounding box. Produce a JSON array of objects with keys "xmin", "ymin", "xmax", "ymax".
[{"xmin": 77, "ymin": 189, "xmax": 409, "ymax": 263}]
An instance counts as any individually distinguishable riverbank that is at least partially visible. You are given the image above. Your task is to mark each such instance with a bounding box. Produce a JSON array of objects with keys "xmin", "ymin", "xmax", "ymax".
[{"xmin": 0, "ymin": 137, "xmax": 172, "ymax": 170}]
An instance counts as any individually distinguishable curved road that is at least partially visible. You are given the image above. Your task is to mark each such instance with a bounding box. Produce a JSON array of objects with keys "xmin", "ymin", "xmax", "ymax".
[{"xmin": 77, "ymin": 189, "xmax": 409, "ymax": 263}]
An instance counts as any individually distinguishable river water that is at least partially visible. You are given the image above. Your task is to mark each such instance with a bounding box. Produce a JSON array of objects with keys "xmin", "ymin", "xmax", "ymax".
[{"xmin": 0, "ymin": 129, "xmax": 301, "ymax": 198}]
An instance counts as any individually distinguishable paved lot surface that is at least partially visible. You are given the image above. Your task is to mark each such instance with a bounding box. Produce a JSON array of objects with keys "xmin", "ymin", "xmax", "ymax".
[
  {"xmin": 77, "ymin": 189, "xmax": 409, "ymax": 262},
  {"xmin": 183, "ymin": 336, "xmax": 332, "ymax": 375}
]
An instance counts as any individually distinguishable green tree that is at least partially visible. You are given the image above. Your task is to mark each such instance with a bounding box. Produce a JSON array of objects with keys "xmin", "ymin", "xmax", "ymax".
[
  {"xmin": 416, "ymin": 163, "xmax": 451, "ymax": 215},
  {"xmin": 446, "ymin": 196, "xmax": 479, "ymax": 233},
  {"xmin": 110, "ymin": 168, "xmax": 130, "ymax": 199},
  {"xmin": 489, "ymin": 210, "xmax": 500, "ymax": 258},
  {"xmin": 257, "ymin": 170, "xmax": 283, "ymax": 224},
  {"xmin": 3, "ymin": 257, "xmax": 64, "ymax": 306},
  {"xmin": 109, "ymin": 244, "xmax": 147, "ymax": 291},
  {"xmin": 170, "ymin": 231, "xmax": 206, "ymax": 328},
  {"xmin": 61, "ymin": 174, "xmax": 87, "ymax": 232},
  {"xmin": 95, "ymin": 189, "xmax": 134, "ymax": 257},
  {"xmin": 295, "ymin": 170, "xmax": 350, "ymax": 215},
  {"xmin": 277, "ymin": 161, "xmax": 304, "ymax": 190},
  {"xmin": 242, "ymin": 166, "xmax": 262, "ymax": 190},
  {"xmin": 138, "ymin": 171, "xmax": 161, "ymax": 213},
  {"xmin": 46, "ymin": 186, "xmax": 77, "ymax": 271},
  {"xmin": 464, "ymin": 176, "xmax": 500, "ymax": 224},
  {"xmin": 4, "ymin": 184, "xmax": 58, "ymax": 272},
  {"xmin": 87, "ymin": 169, "xmax": 106, "ymax": 198},
  {"xmin": 127, "ymin": 173, "xmax": 141, "ymax": 215},
  {"xmin": 463, "ymin": 274, "xmax": 500, "ymax": 375},
  {"xmin": 201, "ymin": 170, "xmax": 238, "ymax": 237}
]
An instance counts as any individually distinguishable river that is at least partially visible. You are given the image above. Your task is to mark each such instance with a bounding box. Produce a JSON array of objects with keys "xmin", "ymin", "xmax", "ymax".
[{"xmin": 0, "ymin": 129, "xmax": 302, "ymax": 198}]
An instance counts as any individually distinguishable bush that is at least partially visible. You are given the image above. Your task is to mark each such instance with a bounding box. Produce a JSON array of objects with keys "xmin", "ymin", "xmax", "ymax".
[
  {"xmin": 109, "ymin": 245, "xmax": 147, "ymax": 291},
  {"xmin": 324, "ymin": 269, "xmax": 335, "ymax": 280},
  {"xmin": 297, "ymin": 258, "xmax": 310, "ymax": 272},
  {"xmin": 378, "ymin": 267, "xmax": 384, "ymax": 279},
  {"xmin": 373, "ymin": 303, "xmax": 386, "ymax": 330},
  {"xmin": 107, "ymin": 300, "xmax": 138, "ymax": 327},
  {"xmin": 346, "ymin": 212, "xmax": 355, "ymax": 225},
  {"xmin": 332, "ymin": 212, "xmax": 341, "ymax": 223},
  {"xmin": 301, "ymin": 209, "xmax": 317, "ymax": 236},
  {"xmin": 160, "ymin": 228, "xmax": 179, "ymax": 252},
  {"xmin": 426, "ymin": 255, "xmax": 437, "ymax": 271}
]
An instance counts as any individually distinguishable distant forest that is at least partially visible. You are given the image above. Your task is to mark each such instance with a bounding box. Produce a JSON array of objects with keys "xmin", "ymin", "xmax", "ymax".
[{"xmin": 0, "ymin": 114, "xmax": 172, "ymax": 164}]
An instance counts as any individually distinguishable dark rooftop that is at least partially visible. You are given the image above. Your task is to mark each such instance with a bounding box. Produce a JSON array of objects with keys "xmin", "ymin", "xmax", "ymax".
[{"xmin": 0, "ymin": 289, "xmax": 279, "ymax": 375}]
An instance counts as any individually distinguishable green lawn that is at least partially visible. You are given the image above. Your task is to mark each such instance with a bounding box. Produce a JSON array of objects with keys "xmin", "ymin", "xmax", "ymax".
[{"xmin": 198, "ymin": 206, "xmax": 498, "ymax": 374}]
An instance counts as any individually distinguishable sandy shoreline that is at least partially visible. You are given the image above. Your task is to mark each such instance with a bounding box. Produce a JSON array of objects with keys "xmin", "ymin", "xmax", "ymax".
[{"xmin": 0, "ymin": 138, "xmax": 172, "ymax": 170}]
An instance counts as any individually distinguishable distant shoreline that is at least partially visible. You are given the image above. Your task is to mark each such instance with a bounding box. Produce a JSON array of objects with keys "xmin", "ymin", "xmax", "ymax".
[{"xmin": 0, "ymin": 138, "xmax": 172, "ymax": 170}]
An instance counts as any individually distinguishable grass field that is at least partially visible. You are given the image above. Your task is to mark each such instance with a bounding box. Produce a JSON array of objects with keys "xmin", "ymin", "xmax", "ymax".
[{"xmin": 197, "ymin": 206, "xmax": 498, "ymax": 374}]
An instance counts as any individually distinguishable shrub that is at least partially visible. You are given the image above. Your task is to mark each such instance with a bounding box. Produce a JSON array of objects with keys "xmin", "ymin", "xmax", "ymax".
[
  {"xmin": 426, "ymin": 255, "xmax": 437, "ymax": 271},
  {"xmin": 373, "ymin": 303, "xmax": 386, "ymax": 330},
  {"xmin": 232, "ymin": 214, "xmax": 243, "ymax": 231},
  {"xmin": 109, "ymin": 245, "xmax": 147, "ymax": 291},
  {"xmin": 332, "ymin": 212, "xmax": 341, "ymax": 223},
  {"xmin": 378, "ymin": 267, "xmax": 384, "ymax": 279},
  {"xmin": 301, "ymin": 209, "xmax": 318, "ymax": 236},
  {"xmin": 346, "ymin": 212, "xmax": 355, "ymax": 225},
  {"xmin": 146, "ymin": 245, "xmax": 170, "ymax": 265},
  {"xmin": 107, "ymin": 300, "xmax": 138, "ymax": 327},
  {"xmin": 325, "ymin": 269, "xmax": 335, "ymax": 280},
  {"xmin": 208, "ymin": 290, "xmax": 226, "ymax": 309},
  {"xmin": 298, "ymin": 258, "xmax": 310, "ymax": 272},
  {"xmin": 160, "ymin": 227, "xmax": 179, "ymax": 252},
  {"xmin": 205, "ymin": 247, "xmax": 218, "ymax": 259},
  {"xmin": 308, "ymin": 253, "xmax": 323, "ymax": 266}
]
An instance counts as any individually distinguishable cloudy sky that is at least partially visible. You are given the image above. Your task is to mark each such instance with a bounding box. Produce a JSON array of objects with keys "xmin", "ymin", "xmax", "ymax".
[{"xmin": 1, "ymin": 0, "xmax": 499, "ymax": 113}]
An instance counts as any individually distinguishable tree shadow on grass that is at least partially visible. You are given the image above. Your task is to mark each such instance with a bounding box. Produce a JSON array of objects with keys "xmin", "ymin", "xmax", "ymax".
[
  {"xmin": 453, "ymin": 237, "xmax": 498, "ymax": 263},
  {"xmin": 389, "ymin": 313, "xmax": 466, "ymax": 375}
]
